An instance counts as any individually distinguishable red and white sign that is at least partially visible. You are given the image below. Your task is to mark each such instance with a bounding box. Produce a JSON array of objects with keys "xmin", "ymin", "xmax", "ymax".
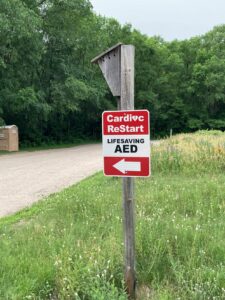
[{"xmin": 102, "ymin": 110, "xmax": 150, "ymax": 177}]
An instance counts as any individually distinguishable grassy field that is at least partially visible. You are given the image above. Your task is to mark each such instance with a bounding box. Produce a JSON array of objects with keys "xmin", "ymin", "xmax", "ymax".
[{"xmin": 0, "ymin": 131, "xmax": 225, "ymax": 299}]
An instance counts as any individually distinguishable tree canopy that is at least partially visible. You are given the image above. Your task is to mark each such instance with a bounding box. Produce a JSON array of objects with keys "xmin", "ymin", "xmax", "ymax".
[{"xmin": 0, "ymin": 0, "xmax": 225, "ymax": 145}]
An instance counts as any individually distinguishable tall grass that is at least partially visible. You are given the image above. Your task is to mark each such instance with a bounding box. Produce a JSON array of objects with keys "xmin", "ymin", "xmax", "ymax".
[
  {"xmin": 153, "ymin": 131, "xmax": 225, "ymax": 174},
  {"xmin": 0, "ymin": 131, "xmax": 224, "ymax": 299}
]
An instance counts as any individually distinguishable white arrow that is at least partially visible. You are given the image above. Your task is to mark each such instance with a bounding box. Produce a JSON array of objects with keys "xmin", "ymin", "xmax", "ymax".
[{"xmin": 113, "ymin": 159, "xmax": 141, "ymax": 174}]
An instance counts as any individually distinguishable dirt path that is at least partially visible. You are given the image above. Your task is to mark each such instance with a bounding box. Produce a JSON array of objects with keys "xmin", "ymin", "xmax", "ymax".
[{"xmin": 0, "ymin": 144, "xmax": 102, "ymax": 217}]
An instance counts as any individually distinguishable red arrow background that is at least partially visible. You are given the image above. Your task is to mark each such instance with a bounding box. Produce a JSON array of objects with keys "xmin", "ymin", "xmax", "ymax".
[{"xmin": 104, "ymin": 157, "xmax": 150, "ymax": 177}]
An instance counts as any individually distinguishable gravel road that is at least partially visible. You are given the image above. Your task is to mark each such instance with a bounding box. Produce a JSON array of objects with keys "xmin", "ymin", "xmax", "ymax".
[{"xmin": 0, "ymin": 144, "xmax": 102, "ymax": 217}]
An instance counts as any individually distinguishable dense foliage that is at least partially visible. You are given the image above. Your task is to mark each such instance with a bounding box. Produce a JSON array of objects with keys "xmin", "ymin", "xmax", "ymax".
[{"xmin": 0, "ymin": 0, "xmax": 225, "ymax": 145}]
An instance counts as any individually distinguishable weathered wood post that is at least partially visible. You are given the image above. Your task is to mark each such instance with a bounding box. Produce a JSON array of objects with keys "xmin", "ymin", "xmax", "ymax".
[
  {"xmin": 92, "ymin": 43, "xmax": 136, "ymax": 298},
  {"xmin": 120, "ymin": 45, "xmax": 136, "ymax": 299}
]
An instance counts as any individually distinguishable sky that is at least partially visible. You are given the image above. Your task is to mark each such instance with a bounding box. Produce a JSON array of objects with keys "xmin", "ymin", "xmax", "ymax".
[{"xmin": 90, "ymin": 0, "xmax": 225, "ymax": 41}]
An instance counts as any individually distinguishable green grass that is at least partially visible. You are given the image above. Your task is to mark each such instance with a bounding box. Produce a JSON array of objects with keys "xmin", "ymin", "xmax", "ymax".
[
  {"xmin": 20, "ymin": 139, "xmax": 100, "ymax": 152},
  {"xmin": 0, "ymin": 139, "xmax": 100, "ymax": 156},
  {"xmin": 0, "ymin": 131, "xmax": 225, "ymax": 299},
  {"xmin": 0, "ymin": 150, "xmax": 14, "ymax": 155}
]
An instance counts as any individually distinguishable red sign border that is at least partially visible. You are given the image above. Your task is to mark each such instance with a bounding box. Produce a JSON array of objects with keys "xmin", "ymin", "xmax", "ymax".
[
  {"xmin": 102, "ymin": 109, "xmax": 151, "ymax": 178},
  {"xmin": 102, "ymin": 109, "xmax": 150, "ymax": 136}
]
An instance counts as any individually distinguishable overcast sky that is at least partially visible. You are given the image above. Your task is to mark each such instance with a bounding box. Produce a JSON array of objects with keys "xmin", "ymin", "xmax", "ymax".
[{"xmin": 90, "ymin": 0, "xmax": 225, "ymax": 41}]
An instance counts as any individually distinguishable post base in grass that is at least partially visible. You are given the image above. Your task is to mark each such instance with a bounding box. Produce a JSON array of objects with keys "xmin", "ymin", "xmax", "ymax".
[{"xmin": 125, "ymin": 266, "xmax": 136, "ymax": 299}]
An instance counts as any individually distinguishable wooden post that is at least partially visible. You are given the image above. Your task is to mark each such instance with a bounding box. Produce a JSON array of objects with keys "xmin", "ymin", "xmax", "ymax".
[
  {"xmin": 117, "ymin": 97, "xmax": 121, "ymax": 110},
  {"xmin": 91, "ymin": 43, "xmax": 136, "ymax": 299},
  {"xmin": 120, "ymin": 45, "xmax": 136, "ymax": 299}
]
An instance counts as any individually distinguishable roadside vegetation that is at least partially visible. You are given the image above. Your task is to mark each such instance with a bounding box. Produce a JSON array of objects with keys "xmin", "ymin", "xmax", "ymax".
[
  {"xmin": 0, "ymin": 131, "xmax": 224, "ymax": 299},
  {"xmin": 0, "ymin": 150, "xmax": 10, "ymax": 155},
  {"xmin": 19, "ymin": 139, "xmax": 100, "ymax": 152},
  {"xmin": 0, "ymin": 139, "xmax": 99, "ymax": 155}
]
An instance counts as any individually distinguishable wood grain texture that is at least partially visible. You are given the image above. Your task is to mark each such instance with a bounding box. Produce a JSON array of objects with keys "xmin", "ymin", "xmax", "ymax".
[
  {"xmin": 91, "ymin": 42, "xmax": 123, "ymax": 63},
  {"xmin": 120, "ymin": 45, "xmax": 136, "ymax": 299},
  {"xmin": 98, "ymin": 46, "xmax": 121, "ymax": 96},
  {"xmin": 122, "ymin": 176, "xmax": 136, "ymax": 298},
  {"xmin": 120, "ymin": 45, "xmax": 135, "ymax": 110}
]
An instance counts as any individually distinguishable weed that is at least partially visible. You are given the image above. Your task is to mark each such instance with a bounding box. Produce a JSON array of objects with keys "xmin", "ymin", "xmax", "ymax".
[{"xmin": 0, "ymin": 131, "xmax": 224, "ymax": 299}]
